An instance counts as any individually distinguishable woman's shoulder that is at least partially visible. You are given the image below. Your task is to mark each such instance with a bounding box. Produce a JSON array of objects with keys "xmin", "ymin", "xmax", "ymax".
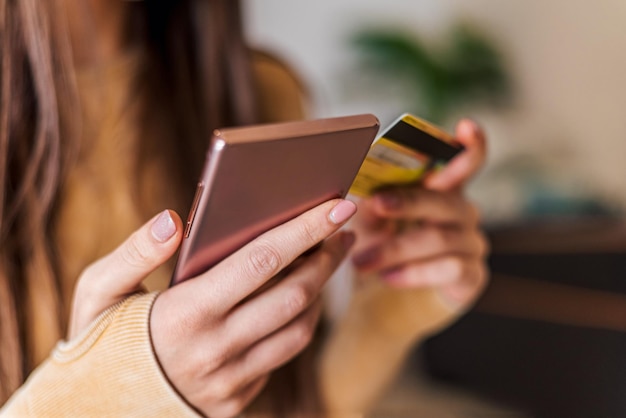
[{"xmin": 251, "ymin": 49, "xmax": 311, "ymax": 122}]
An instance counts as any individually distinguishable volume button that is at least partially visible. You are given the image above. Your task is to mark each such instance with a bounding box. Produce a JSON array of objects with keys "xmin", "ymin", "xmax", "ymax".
[{"xmin": 184, "ymin": 182, "xmax": 204, "ymax": 238}]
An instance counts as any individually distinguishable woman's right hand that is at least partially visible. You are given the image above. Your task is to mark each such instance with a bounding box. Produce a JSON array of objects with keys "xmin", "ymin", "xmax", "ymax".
[{"xmin": 69, "ymin": 199, "xmax": 357, "ymax": 418}]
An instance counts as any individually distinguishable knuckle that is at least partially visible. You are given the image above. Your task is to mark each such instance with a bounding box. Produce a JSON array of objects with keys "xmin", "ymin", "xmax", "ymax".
[
  {"xmin": 284, "ymin": 284, "xmax": 313, "ymax": 317},
  {"xmin": 212, "ymin": 376, "xmax": 268, "ymax": 418},
  {"xmin": 427, "ymin": 257, "xmax": 464, "ymax": 283},
  {"xmin": 75, "ymin": 260, "xmax": 108, "ymax": 298},
  {"xmin": 207, "ymin": 378, "xmax": 238, "ymax": 402},
  {"xmin": 192, "ymin": 343, "xmax": 232, "ymax": 376},
  {"xmin": 76, "ymin": 262, "xmax": 98, "ymax": 289},
  {"xmin": 291, "ymin": 314, "xmax": 316, "ymax": 349},
  {"xmin": 177, "ymin": 303, "xmax": 207, "ymax": 334},
  {"xmin": 442, "ymin": 257, "xmax": 465, "ymax": 280},
  {"xmin": 219, "ymin": 398, "xmax": 248, "ymax": 418},
  {"xmin": 206, "ymin": 344, "xmax": 232, "ymax": 372},
  {"xmin": 297, "ymin": 218, "xmax": 321, "ymax": 245},
  {"xmin": 246, "ymin": 242, "xmax": 282, "ymax": 277},
  {"xmin": 121, "ymin": 233, "xmax": 154, "ymax": 268}
]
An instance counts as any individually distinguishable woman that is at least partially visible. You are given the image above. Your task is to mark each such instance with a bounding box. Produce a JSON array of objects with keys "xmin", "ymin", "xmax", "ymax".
[{"xmin": 0, "ymin": 0, "xmax": 488, "ymax": 416}]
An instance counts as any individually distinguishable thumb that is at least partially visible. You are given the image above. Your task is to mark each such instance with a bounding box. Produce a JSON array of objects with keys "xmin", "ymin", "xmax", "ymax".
[
  {"xmin": 69, "ymin": 210, "xmax": 183, "ymax": 338},
  {"xmin": 423, "ymin": 119, "xmax": 487, "ymax": 192}
]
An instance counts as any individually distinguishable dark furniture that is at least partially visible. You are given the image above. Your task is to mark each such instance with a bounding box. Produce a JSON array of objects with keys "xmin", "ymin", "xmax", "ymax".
[{"xmin": 421, "ymin": 217, "xmax": 626, "ymax": 418}]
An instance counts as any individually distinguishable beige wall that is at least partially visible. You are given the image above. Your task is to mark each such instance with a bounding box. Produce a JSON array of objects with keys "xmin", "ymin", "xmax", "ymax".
[{"xmin": 245, "ymin": 0, "xmax": 626, "ymax": 221}]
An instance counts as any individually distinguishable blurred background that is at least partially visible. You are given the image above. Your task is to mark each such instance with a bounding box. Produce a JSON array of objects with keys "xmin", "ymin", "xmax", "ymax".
[
  {"xmin": 245, "ymin": 0, "xmax": 626, "ymax": 222},
  {"xmin": 244, "ymin": 1, "xmax": 626, "ymax": 417}
]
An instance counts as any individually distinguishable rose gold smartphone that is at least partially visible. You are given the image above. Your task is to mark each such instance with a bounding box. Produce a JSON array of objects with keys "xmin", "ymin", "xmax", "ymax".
[{"xmin": 170, "ymin": 114, "xmax": 380, "ymax": 285}]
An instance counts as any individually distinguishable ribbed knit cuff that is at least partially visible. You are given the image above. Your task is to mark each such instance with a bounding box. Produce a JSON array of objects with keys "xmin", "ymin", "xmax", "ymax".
[{"xmin": 2, "ymin": 292, "xmax": 199, "ymax": 417}]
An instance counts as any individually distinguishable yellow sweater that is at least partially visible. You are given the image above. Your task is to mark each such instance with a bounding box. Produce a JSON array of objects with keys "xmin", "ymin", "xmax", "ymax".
[
  {"xmin": 1, "ymin": 51, "xmax": 457, "ymax": 416},
  {"xmin": 3, "ymin": 293, "xmax": 197, "ymax": 416}
]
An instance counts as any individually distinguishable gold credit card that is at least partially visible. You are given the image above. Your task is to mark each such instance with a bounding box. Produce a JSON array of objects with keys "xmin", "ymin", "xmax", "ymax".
[{"xmin": 349, "ymin": 113, "xmax": 463, "ymax": 197}]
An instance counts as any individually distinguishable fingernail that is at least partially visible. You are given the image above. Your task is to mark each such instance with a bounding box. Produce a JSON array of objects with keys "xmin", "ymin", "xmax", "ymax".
[
  {"xmin": 375, "ymin": 192, "xmax": 401, "ymax": 210},
  {"xmin": 352, "ymin": 246, "xmax": 380, "ymax": 268},
  {"xmin": 151, "ymin": 210, "xmax": 176, "ymax": 242},
  {"xmin": 329, "ymin": 200, "xmax": 357, "ymax": 224},
  {"xmin": 462, "ymin": 118, "xmax": 481, "ymax": 140}
]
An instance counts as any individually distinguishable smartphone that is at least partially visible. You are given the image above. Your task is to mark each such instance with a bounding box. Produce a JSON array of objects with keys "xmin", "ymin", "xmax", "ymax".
[
  {"xmin": 171, "ymin": 114, "xmax": 380, "ymax": 285},
  {"xmin": 349, "ymin": 113, "xmax": 464, "ymax": 197}
]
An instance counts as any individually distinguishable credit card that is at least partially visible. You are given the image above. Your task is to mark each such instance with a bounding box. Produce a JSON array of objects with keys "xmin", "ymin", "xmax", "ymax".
[{"xmin": 349, "ymin": 113, "xmax": 463, "ymax": 197}]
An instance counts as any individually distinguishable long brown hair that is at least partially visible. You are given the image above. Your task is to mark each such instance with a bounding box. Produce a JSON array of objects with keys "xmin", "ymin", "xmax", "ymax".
[
  {"xmin": 1, "ymin": 0, "xmax": 259, "ymax": 401},
  {"xmin": 0, "ymin": 0, "xmax": 78, "ymax": 401},
  {"xmin": 132, "ymin": 0, "xmax": 258, "ymax": 211},
  {"xmin": 1, "ymin": 1, "xmax": 319, "ymax": 414}
]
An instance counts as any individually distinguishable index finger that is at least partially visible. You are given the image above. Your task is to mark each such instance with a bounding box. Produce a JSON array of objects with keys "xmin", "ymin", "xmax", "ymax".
[
  {"xmin": 175, "ymin": 198, "xmax": 357, "ymax": 312},
  {"xmin": 423, "ymin": 119, "xmax": 486, "ymax": 192}
]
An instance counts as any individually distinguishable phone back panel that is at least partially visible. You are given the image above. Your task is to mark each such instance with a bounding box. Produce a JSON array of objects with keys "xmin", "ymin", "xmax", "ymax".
[{"xmin": 171, "ymin": 114, "xmax": 379, "ymax": 285}]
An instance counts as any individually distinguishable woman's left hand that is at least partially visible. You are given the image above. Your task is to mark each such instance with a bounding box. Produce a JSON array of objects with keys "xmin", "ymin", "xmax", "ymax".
[{"xmin": 350, "ymin": 118, "xmax": 489, "ymax": 310}]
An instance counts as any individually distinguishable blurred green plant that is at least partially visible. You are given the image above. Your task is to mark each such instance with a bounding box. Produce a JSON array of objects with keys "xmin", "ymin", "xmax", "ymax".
[{"xmin": 350, "ymin": 23, "xmax": 512, "ymax": 124}]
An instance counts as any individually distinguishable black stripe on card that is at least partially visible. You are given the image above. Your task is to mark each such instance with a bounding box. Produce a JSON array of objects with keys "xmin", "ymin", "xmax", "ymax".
[{"xmin": 383, "ymin": 120, "xmax": 463, "ymax": 161}]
